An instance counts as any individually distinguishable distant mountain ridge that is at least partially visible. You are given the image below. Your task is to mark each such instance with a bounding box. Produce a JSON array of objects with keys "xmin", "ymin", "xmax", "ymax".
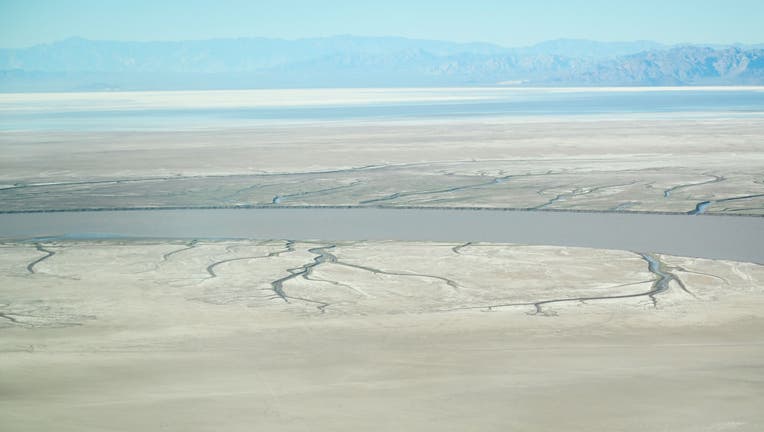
[{"xmin": 1, "ymin": 36, "xmax": 763, "ymax": 91}]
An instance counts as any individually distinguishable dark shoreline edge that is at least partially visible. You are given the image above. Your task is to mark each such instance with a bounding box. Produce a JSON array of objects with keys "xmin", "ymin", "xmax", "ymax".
[{"xmin": 1, "ymin": 204, "xmax": 762, "ymax": 218}]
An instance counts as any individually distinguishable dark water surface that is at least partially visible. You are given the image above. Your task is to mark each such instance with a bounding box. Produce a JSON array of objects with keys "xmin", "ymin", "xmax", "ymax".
[{"xmin": 1, "ymin": 208, "xmax": 762, "ymax": 263}]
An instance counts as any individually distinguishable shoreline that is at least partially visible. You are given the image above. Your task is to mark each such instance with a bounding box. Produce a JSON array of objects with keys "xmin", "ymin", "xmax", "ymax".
[{"xmin": 2, "ymin": 204, "xmax": 763, "ymax": 217}]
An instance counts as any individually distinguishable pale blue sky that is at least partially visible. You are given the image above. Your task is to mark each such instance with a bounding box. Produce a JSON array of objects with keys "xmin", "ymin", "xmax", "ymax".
[{"xmin": 1, "ymin": 0, "xmax": 763, "ymax": 48}]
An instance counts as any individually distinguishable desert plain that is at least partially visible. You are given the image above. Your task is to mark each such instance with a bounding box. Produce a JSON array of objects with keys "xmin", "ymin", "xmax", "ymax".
[{"xmin": 1, "ymin": 88, "xmax": 764, "ymax": 431}]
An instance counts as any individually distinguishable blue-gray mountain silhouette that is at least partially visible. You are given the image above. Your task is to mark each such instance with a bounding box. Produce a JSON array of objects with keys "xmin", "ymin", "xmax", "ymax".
[{"xmin": 1, "ymin": 36, "xmax": 762, "ymax": 90}]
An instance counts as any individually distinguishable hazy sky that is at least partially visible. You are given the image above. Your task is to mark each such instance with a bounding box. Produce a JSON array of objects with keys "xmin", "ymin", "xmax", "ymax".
[{"xmin": 1, "ymin": 0, "xmax": 763, "ymax": 48}]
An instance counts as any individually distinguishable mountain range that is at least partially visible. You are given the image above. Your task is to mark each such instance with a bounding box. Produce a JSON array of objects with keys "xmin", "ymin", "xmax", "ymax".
[{"xmin": 1, "ymin": 36, "xmax": 763, "ymax": 91}]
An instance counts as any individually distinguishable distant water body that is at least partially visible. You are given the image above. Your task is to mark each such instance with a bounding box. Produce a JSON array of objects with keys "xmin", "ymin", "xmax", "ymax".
[{"xmin": 1, "ymin": 87, "xmax": 763, "ymax": 131}]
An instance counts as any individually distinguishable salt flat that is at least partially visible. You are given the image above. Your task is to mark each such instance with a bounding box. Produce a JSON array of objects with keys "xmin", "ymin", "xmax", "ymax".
[
  {"xmin": 1, "ymin": 239, "xmax": 763, "ymax": 431},
  {"xmin": 2, "ymin": 88, "xmax": 764, "ymax": 215}
]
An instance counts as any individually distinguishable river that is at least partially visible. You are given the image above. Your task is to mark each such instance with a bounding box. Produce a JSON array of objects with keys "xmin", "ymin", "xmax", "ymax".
[{"xmin": 0, "ymin": 208, "xmax": 761, "ymax": 263}]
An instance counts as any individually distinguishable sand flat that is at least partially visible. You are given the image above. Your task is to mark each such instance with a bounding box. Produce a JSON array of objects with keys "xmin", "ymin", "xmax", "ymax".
[{"xmin": 1, "ymin": 239, "xmax": 763, "ymax": 431}]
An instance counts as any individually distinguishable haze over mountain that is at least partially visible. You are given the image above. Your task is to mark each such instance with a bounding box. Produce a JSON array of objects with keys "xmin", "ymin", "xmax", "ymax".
[{"xmin": 1, "ymin": 36, "xmax": 763, "ymax": 91}]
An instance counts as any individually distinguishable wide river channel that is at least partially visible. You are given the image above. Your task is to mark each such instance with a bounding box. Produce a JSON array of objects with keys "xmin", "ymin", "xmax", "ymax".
[{"xmin": 0, "ymin": 208, "xmax": 762, "ymax": 263}]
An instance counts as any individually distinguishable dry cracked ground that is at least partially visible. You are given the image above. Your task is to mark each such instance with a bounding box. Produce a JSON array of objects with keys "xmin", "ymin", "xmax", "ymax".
[
  {"xmin": 2, "ymin": 118, "xmax": 764, "ymax": 215},
  {"xmin": 2, "ymin": 239, "xmax": 764, "ymax": 431}
]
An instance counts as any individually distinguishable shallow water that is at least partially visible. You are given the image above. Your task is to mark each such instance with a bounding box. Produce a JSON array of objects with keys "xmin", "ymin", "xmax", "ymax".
[
  {"xmin": 2, "ymin": 87, "xmax": 763, "ymax": 131},
  {"xmin": 1, "ymin": 208, "xmax": 762, "ymax": 263}
]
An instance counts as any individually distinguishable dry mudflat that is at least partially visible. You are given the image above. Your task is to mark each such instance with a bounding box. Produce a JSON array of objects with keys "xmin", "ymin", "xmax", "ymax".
[
  {"xmin": 2, "ymin": 118, "xmax": 764, "ymax": 214},
  {"xmin": 2, "ymin": 239, "xmax": 763, "ymax": 431}
]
